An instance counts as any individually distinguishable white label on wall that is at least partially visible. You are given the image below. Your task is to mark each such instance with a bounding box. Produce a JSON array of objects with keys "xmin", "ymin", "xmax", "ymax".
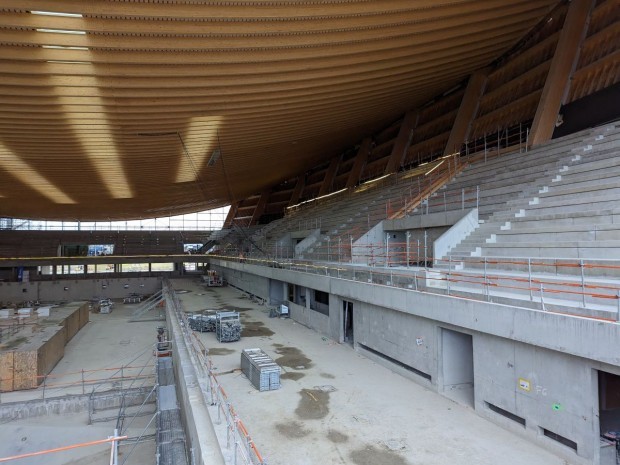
[{"xmin": 518, "ymin": 378, "xmax": 531, "ymax": 392}]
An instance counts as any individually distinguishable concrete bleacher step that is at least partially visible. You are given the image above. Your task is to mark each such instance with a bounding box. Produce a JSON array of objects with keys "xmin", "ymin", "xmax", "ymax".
[{"xmin": 478, "ymin": 240, "xmax": 620, "ymax": 259}]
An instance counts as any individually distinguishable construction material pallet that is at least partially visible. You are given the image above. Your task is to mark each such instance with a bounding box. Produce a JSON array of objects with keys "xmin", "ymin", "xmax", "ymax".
[
  {"xmin": 215, "ymin": 311, "xmax": 241, "ymax": 342},
  {"xmin": 240, "ymin": 348, "xmax": 281, "ymax": 391}
]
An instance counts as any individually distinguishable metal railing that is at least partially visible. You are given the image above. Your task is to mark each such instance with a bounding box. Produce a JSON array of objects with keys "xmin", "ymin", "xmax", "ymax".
[
  {"xmin": 163, "ymin": 281, "xmax": 266, "ymax": 465},
  {"xmin": 0, "ymin": 363, "xmax": 156, "ymax": 402},
  {"xmin": 208, "ymin": 254, "xmax": 620, "ymax": 322}
]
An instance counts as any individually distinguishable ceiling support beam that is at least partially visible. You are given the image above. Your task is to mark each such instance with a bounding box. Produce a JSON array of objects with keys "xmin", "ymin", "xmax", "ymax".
[
  {"xmin": 318, "ymin": 155, "xmax": 342, "ymax": 197},
  {"xmin": 384, "ymin": 111, "xmax": 418, "ymax": 174},
  {"xmin": 443, "ymin": 71, "xmax": 487, "ymax": 156},
  {"xmin": 288, "ymin": 176, "xmax": 306, "ymax": 208},
  {"xmin": 223, "ymin": 202, "xmax": 238, "ymax": 229},
  {"xmin": 529, "ymin": 0, "xmax": 594, "ymax": 146},
  {"xmin": 250, "ymin": 190, "xmax": 270, "ymax": 225},
  {"xmin": 346, "ymin": 138, "xmax": 372, "ymax": 188}
]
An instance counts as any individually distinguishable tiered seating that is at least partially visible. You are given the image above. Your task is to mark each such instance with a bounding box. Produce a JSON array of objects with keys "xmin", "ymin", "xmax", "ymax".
[{"xmin": 443, "ymin": 122, "xmax": 620, "ymax": 262}]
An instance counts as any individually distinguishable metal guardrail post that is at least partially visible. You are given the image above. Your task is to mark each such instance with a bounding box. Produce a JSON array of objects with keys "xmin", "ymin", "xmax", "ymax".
[
  {"xmin": 528, "ymin": 258, "xmax": 533, "ymax": 301},
  {"xmin": 461, "ymin": 188, "xmax": 465, "ymax": 210},
  {"xmin": 580, "ymin": 259, "xmax": 586, "ymax": 307},
  {"xmin": 617, "ymin": 291, "xmax": 620, "ymax": 322},
  {"xmin": 540, "ymin": 284, "xmax": 546, "ymax": 311}
]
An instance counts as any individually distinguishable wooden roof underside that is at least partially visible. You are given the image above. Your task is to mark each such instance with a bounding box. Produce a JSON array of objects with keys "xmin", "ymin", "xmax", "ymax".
[{"xmin": 0, "ymin": 0, "xmax": 557, "ymax": 220}]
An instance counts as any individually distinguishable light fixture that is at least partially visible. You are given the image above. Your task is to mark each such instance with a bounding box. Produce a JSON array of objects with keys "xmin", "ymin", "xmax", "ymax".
[
  {"xmin": 31, "ymin": 11, "xmax": 83, "ymax": 18},
  {"xmin": 42, "ymin": 45, "xmax": 88, "ymax": 50},
  {"xmin": 47, "ymin": 60, "xmax": 91, "ymax": 64},
  {"xmin": 36, "ymin": 28, "xmax": 86, "ymax": 35}
]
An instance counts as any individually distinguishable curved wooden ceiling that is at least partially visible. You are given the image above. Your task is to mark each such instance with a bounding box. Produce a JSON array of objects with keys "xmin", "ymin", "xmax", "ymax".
[{"xmin": 0, "ymin": 0, "xmax": 557, "ymax": 220}]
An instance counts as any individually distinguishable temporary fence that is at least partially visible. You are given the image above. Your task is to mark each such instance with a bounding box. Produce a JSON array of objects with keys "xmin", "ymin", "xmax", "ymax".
[{"xmin": 163, "ymin": 281, "xmax": 266, "ymax": 465}]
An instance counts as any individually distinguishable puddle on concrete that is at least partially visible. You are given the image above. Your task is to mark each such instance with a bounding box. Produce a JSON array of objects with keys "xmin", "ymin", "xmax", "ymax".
[
  {"xmin": 272, "ymin": 343, "xmax": 284, "ymax": 348},
  {"xmin": 274, "ymin": 346, "xmax": 313, "ymax": 370},
  {"xmin": 275, "ymin": 420, "xmax": 310, "ymax": 438},
  {"xmin": 208, "ymin": 348, "xmax": 235, "ymax": 356},
  {"xmin": 241, "ymin": 321, "xmax": 275, "ymax": 337},
  {"xmin": 218, "ymin": 305, "xmax": 253, "ymax": 312},
  {"xmin": 350, "ymin": 445, "xmax": 409, "ymax": 465},
  {"xmin": 320, "ymin": 372, "xmax": 335, "ymax": 379},
  {"xmin": 327, "ymin": 429, "xmax": 349, "ymax": 444},
  {"xmin": 295, "ymin": 388, "xmax": 330, "ymax": 420},
  {"xmin": 280, "ymin": 372, "xmax": 305, "ymax": 381}
]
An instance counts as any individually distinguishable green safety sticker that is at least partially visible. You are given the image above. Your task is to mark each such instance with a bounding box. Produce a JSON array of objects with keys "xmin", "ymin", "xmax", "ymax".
[{"xmin": 552, "ymin": 403, "xmax": 562, "ymax": 411}]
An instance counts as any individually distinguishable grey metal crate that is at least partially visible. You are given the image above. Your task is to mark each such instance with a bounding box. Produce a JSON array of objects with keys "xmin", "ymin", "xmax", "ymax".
[{"xmin": 241, "ymin": 348, "xmax": 281, "ymax": 391}]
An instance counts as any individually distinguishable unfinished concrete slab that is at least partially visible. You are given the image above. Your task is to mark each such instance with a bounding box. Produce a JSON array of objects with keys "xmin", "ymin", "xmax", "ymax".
[{"xmin": 173, "ymin": 278, "xmax": 568, "ymax": 465}]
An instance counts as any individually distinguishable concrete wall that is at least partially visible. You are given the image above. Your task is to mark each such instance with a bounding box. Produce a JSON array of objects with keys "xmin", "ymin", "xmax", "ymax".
[
  {"xmin": 288, "ymin": 301, "xmax": 331, "ymax": 336},
  {"xmin": 0, "ymin": 277, "xmax": 161, "ymax": 303},
  {"xmin": 209, "ymin": 258, "xmax": 620, "ymax": 465}
]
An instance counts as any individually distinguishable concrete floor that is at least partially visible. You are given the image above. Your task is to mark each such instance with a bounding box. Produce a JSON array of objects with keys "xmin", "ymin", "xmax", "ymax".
[
  {"xmin": 0, "ymin": 303, "xmax": 158, "ymax": 464},
  {"xmin": 174, "ymin": 278, "xmax": 569, "ymax": 465}
]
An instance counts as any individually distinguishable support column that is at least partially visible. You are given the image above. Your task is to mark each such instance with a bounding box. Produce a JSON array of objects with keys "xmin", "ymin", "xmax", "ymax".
[
  {"xmin": 288, "ymin": 175, "xmax": 305, "ymax": 207},
  {"xmin": 223, "ymin": 202, "xmax": 238, "ymax": 228},
  {"xmin": 346, "ymin": 138, "xmax": 371, "ymax": 188},
  {"xmin": 250, "ymin": 190, "xmax": 270, "ymax": 225},
  {"xmin": 318, "ymin": 155, "xmax": 342, "ymax": 197},
  {"xmin": 529, "ymin": 0, "xmax": 594, "ymax": 146},
  {"xmin": 443, "ymin": 71, "xmax": 488, "ymax": 157},
  {"xmin": 384, "ymin": 111, "xmax": 418, "ymax": 174}
]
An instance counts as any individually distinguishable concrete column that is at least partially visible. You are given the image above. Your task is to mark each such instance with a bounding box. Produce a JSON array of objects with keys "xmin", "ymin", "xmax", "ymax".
[{"xmin": 529, "ymin": 0, "xmax": 594, "ymax": 146}]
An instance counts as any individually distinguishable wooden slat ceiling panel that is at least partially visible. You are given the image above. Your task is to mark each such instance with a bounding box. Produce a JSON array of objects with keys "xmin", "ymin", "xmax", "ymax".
[{"xmin": 0, "ymin": 0, "xmax": 557, "ymax": 220}]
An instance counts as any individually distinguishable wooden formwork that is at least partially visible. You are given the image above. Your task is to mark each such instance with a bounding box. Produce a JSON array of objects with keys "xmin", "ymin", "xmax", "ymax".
[{"xmin": 0, "ymin": 302, "xmax": 87, "ymax": 392}]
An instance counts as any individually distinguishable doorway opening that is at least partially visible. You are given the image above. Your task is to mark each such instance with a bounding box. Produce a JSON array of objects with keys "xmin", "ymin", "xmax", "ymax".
[
  {"xmin": 598, "ymin": 370, "xmax": 620, "ymax": 464},
  {"xmin": 441, "ymin": 328, "xmax": 474, "ymax": 407},
  {"xmin": 343, "ymin": 301, "xmax": 354, "ymax": 345}
]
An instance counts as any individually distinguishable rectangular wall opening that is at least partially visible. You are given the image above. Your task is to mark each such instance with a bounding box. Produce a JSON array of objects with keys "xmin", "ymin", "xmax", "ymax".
[
  {"xmin": 541, "ymin": 428, "xmax": 578, "ymax": 452},
  {"xmin": 359, "ymin": 343, "xmax": 431, "ymax": 381},
  {"xmin": 343, "ymin": 300, "xmax": 354, "ymax": 345},
  {"xmin": 441, "ymin": 328, "xmax": 474, "ymax": 407},
  {"xmin": 485, "ymin": 402, "xmax": 526, "ymax": 426},
  {"xmin": 598, "ymin": 370, "xmax": 620, "ymax": 463}
]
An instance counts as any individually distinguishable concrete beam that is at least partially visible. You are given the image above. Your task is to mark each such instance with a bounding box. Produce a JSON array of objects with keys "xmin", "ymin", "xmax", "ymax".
[
  {"xmin": 346, "ymin": 138, "xmax": 371, "ymax": 188},
  {"xmin": 529, "ymin": 0, "xmax": 594, "ymax": 146},
  {"xmin": 318, "ymin": 155, "xmax": 342, "ymax": 197},
  {"xmin": 384, "ymin": 111, "xmax": 418, "ymax": 174},
  {"xmin": 443, "ymin": 71, "xmax": 487, "ymax": 156}
]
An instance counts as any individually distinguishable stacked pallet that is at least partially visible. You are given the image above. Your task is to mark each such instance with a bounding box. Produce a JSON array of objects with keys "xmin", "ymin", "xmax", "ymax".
[
  {"xmin": 240, "ymin": 348, "xmax": 281, "ymax": 391},
  {"xmin": 215, "ymin": 312, "xmax": 241, "ymax": 342}
]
